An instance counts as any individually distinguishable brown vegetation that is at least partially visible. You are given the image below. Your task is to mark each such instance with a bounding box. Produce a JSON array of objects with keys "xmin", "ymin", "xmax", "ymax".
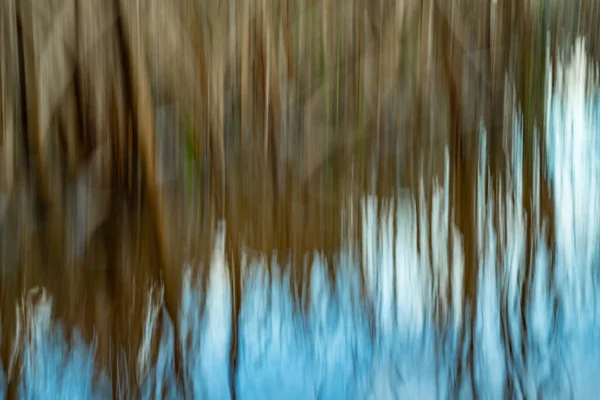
[{"xmin": 0, "ymin": 0, "xmax": 599, "ymax": 397}]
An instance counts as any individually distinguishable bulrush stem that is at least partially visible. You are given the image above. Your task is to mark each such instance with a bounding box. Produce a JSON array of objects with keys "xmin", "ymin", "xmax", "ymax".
[{"xmin": 113, "ymin": 0, "xmax": 184, "ymax": 393}]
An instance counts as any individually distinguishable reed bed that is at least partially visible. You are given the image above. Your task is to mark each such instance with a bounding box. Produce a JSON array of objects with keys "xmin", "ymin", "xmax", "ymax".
[{"xmin": 0, "ymin": 0, "xmax": 599, "ymax": 398}]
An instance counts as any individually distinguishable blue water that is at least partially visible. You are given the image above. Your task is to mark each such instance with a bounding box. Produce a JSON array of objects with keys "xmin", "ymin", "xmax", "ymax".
[{"xmin": 3, "ymin": 39, "xmax": 600, "ymax": 399}]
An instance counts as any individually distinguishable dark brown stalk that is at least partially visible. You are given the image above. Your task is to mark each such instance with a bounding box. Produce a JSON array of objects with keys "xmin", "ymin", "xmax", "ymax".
[{"xmin": 112, "ymin": 0, "xmax": 185, "ymax": 395}]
